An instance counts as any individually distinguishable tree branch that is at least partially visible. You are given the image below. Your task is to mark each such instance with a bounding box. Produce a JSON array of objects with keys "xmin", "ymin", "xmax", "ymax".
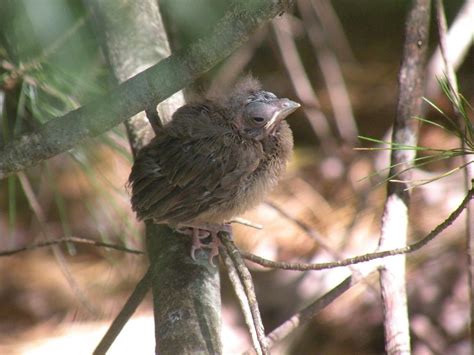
[
  {"xmin": 240, "ymin": 186, "xmax": 474, "ymax": 271},
  {"xmin": 3, "ymin": 183, "xmax": 472, "ymax": 269},
  {"xmin": 263, "ymin": 269, "xmax": 377, "ymax": 350},
  {"xmin": 146, "ymin": 223, "xmax": 222, "ymax": 354},
  {"xmin": 378, "ymin": 1, "xmax": 431, "ymax": 354},
  {"xmin": 0, "ymin": 0, "xmax": 294, "ymax": 179}
]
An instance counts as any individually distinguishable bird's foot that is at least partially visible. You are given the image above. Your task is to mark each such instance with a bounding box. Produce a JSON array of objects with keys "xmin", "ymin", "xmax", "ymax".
[{"xmin": 176, "ymin": 223, "xmax": 232, "ymax": 266}]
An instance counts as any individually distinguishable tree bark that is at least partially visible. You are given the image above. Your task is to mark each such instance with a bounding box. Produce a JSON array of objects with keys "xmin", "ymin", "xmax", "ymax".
[{"xmin": 147, "ymin": 223, "xmax": 221, "ymax": 354}]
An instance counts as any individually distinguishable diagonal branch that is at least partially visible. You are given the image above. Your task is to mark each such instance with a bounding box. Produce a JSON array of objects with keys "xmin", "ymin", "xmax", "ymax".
[
  {"xmin": 220, "ymin": 233, "xmax": 268, "ymax": 355},
  {"xmin": 264, "ymin": 268, "xmax": 377, "ymax": 350},
  {"xmin": 220, "ymin": 246, "xmax": 263, "ymax": 355},
  {"xmin": 0, "ymin": 0, "xmax": 294, "ymax": 179}
]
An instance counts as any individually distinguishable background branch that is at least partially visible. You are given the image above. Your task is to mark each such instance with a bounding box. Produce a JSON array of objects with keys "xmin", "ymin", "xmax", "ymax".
[
  {"xmin": 424, "ymin": 0, "xmax": 474, "ymax": 102},
  {"xmin": 378, "ymin": 1, "xmax": 431, "ymax": 354},
  {"xmin": 263, "ymin": 269, "xmax": 377, "ymax": 351},
  {"xmin": 0, "ymin": 236, "xmax": 143, "ymax": 257}
]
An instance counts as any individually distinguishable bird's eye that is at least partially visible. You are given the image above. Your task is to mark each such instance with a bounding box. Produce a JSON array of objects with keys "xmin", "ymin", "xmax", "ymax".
[
  {"xmin": 246, "ymin": 95, "xmax": 256, "ymax": 103},
  {"xmin": 262, "ymin": 92, "xmax": 277, "ymax": 100},
  {"xmin": 252, "ymin": 116, "xmax": 265, "ymax": 123}
]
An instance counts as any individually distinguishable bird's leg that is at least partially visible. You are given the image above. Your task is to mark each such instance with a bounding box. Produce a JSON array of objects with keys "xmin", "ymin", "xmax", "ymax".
[
  {"xmin": 191, "ymin": 228, "xmax": 211, "ymax": 261},
  {"xmin": 175, "ymin": 223, "xmax": 232, "ymax": 265},
  {"xmin": 205, "ymin": 223, "xmax": 232, "ymax": 266},
  {"xmin": 175, "ymin": 226, "xmax": 210, "ymax": 261}
]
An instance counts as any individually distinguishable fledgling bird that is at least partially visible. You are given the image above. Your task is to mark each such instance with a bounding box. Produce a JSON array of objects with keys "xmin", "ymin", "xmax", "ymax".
[{"xmin": 128, "ymin": 76, "xmax": 300, "ymax": 263}]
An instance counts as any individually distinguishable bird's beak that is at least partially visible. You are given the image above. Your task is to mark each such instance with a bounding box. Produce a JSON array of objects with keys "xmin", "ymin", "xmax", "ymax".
[
  {"xmin": 276, "ymin": 98, "xmax": 301, "ymax": 118},
  {"xmin": 265, "ymin": 98, "xmax": 300, "ymax": 133}
]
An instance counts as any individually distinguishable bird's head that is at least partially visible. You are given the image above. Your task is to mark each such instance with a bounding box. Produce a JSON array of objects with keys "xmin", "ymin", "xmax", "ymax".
[
  {"xmin": 226, "ymin": 77, "xmax": 300, "ymax": 140},
  {"xmin": 239, "ymin": 91, "xmax": 300, "ymax": 140}
]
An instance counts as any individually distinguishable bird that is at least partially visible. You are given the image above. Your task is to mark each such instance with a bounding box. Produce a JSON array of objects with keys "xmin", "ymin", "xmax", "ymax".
[{"xmin": 128, "ymin": 76, "xmax": 300, "ymax": 263}]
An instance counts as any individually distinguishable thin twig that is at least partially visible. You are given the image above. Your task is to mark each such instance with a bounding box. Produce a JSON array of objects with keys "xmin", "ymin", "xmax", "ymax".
[
  {"xmin": 220, "ymin": 246, "xmax": 262, "ymax": 354},
  {"xmin": 265, "ymin": 201, "xmax": 338, "ymax": 253},
  {"xmin": 229, "ymin": 217, "xmax": 263, "ymax": 230},
  {"xmin": 1, "ymin": 14, "xmax": 88, "ymax": 80},
  {"xmin": 0, "ymin": 236, "xmax": 144, "ymax": 257},
  {"xmin": 296, "ymin": 0, "xmax": 358, "ymax": 143},
  {"xmin": 243, "ymin": 187, "xmax": 474, "ymax": 271},
  {"xmin": 94, "ymin": 268, "xmax": 152, "ymax": 355},
  {"xmin": 7, "ymin": 182, "xmax": 471, "ymax": 273},
  {"xmin": 271, "ymin": 17, "xmax": 333, "ymax": 149},
  {"xmin": 266, "ymin": 200, "xmax": 379, "ymax": 294},
  {"xmin": 435, "ymin": 0, "xmax": 460, "ymax": 102},
  {"xmin": 220, "ymin": 233, "xmax": 268, "ymax": 355},
  {"xmin": 17, "ymin": 171, "xmax": 97, "ymax": 314}
]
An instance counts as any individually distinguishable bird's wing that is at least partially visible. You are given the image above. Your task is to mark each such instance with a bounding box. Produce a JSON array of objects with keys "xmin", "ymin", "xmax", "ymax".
[{"xmin": 129, "ymin": 104, "xmax": 263, "ymax": 223}]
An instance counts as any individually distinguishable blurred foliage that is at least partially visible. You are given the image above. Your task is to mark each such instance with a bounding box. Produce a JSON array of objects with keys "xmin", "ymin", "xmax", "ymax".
[
  {"xmin": 0, "ymin": 0, "xmax": 107, "ymax": 136},
  {"xmin": 0, "ymin": 0, "xmax": 135, "ymax": 251}
]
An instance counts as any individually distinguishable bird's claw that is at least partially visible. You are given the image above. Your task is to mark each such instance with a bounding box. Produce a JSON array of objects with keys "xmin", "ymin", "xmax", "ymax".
[{"xmin": 176, "ymin": 223, "xmax": 232, "ymax": 266}]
